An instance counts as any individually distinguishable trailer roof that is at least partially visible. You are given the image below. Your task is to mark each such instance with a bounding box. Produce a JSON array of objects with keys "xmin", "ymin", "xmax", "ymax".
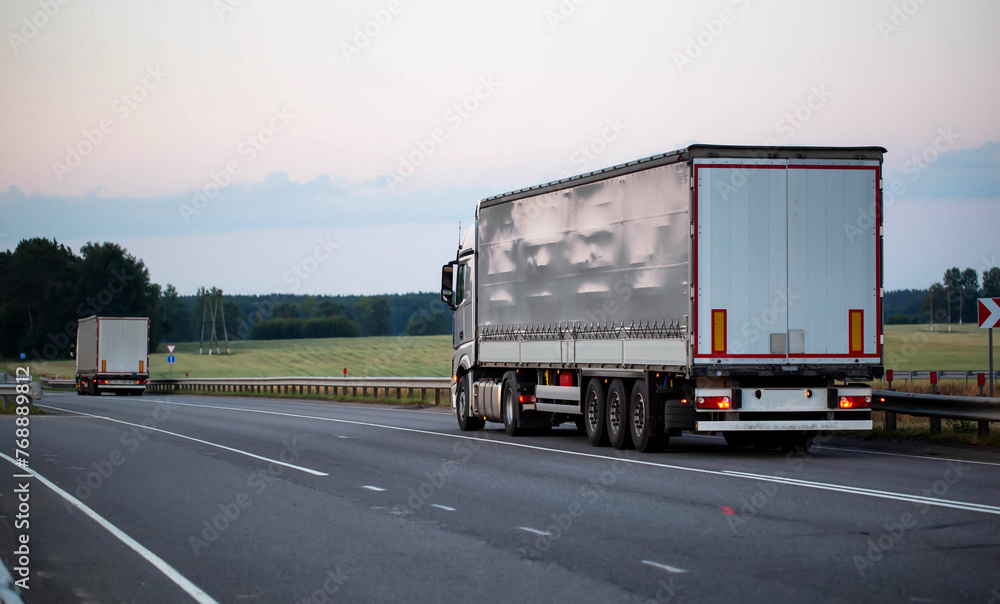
[{"xmin": 479, "ymin": 144, "xmax": 887, "ymax": 208}]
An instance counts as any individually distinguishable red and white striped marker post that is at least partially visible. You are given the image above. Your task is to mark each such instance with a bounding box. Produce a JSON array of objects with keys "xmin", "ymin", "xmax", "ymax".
[{"xmin": 977, "ymin": 297, "xmax": 1000, "ymax": 438}]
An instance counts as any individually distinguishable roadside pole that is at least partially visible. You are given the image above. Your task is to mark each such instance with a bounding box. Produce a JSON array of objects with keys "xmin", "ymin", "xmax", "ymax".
[{"xmin": 976, "ymin": 298, "xmax": 999, "ymax": 438}]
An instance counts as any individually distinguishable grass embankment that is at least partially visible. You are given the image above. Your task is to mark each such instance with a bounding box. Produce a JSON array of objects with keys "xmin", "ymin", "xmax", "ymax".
[{"xmin": 3, "ymin": 335, "xmax": 453, "ymax": 380}]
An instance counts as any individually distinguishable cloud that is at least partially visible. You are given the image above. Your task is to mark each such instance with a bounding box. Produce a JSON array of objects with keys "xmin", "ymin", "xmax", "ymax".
[
  {"xmin": 887, "ymin": 140, "xmax": 1000, "ymax": 200},
  {"xmin": 0, "ymin": 173, "xmax": 490, "ymax": 246}
]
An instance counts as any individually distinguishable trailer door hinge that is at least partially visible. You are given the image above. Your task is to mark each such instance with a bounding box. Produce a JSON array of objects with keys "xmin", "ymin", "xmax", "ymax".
[
  {"xmin": 690, "ymin": 287, "xmax": 695, "ymax": 300},
  {"xmin": 690, "ymin": 224, "xmax": 695, "ymax": 237}
]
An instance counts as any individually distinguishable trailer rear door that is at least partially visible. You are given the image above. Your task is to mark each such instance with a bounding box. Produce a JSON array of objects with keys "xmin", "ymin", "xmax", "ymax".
[{"xmin": 694, "ymin": 158, "xmax": 881, "ymax": 365}]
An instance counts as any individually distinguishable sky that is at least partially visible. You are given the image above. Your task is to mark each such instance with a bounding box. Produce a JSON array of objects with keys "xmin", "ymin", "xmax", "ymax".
[{"xmin": 1, "ymin": 0, "xmax": 998, "ymax": 296}]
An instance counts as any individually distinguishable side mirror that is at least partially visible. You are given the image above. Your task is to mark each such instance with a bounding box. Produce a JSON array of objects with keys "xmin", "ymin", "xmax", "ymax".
[{"xmin": 441, "ymin": 262, "xmax": 457, "ymax": 310}]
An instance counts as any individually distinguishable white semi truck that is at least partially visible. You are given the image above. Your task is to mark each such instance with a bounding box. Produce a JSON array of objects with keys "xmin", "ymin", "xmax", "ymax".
[
  {"xmin": 75, "ymin": 315, "xmax": 150, "ymax": 396},
  {"xmin": 441, "ymin": 145, "xmax": 884, "ymax": 452}
]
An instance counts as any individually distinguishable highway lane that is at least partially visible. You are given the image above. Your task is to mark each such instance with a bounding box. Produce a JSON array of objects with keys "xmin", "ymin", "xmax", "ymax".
[{"xmin": 0, "ymin": 391, "xmax": 997, "ymax": 603}]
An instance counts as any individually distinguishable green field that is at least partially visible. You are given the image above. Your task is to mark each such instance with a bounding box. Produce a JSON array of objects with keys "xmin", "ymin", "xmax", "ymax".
[
  {"xmin": 7, "ymin": 335, "xmax": 454, "ymax": 380},
  {"xmin": 883, "ymin": 323, "xmax": 994, "ymax": 371},
  {"xmin": 4, "ymin": 324, "xmax": 995, "ymax": 381}
]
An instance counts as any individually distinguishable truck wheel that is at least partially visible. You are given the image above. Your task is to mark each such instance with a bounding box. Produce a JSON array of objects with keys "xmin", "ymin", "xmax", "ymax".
[
  {"xmin": 723, "ymin": 432, "xmax": 752, "ymax": 447},
  {"xmin": 77, "ymin": 380, "xmax": 85, "ymax": 395},
  {"xmin": 89, "ymin": 381, "xmax": 98, "ymax": 396},
  {"xmin": 607, "ymin": 379, "xmax": 631, "ymax": 450},
  {"xmin": 584, "ymin": 379, "xmax": 610, "ymax": 447},
  {"xmin": 456, "ymin": 375, "xmax": 484, "ymax": 432},
  {"xmin": 629, "ymin": 380, "xmax": 666, "ymax": 453},
  {"xmin": 502, "ymin": 372, "xmax": 524, "ymax": 437}
]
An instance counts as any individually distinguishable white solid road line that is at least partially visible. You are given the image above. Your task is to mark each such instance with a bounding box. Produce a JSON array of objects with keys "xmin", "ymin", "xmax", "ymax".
[
  {"xmin": 641, "ymin": 560, "xmax": 687, "ymax": 574},
  {"xmin": 0, "ymin": 452, "xmax": 219, "ymax": 604},
  {"xmin": 111, "ymin": 399, "xmax": 1000, "ymax": 516},
  {"xmin": 722, "ymin": 470, "xmax": 1000, "ymax": 515},
  {"xmin": 361, "ymin": 485, "xmax": 387, "ymax": 492},
  {"xmin": 685, "ymin": 432, "xmax": 1000, "ymax": 468},
  {"xmin": 40, "ymin": 405, "xmax": 328, "ymax": 477},
  {"xmin": 519, "ymin": 527, "xmax": 552, "ymax": 536},
  {"xmin": 431, "ymin": 504, "xmax": 456, "ymax": 512}
]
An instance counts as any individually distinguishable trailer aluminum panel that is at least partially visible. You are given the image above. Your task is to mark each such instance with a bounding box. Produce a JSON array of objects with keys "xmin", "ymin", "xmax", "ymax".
[
  {"xmin": 76, "ymin": 316, "xmax": 99, "ymax": 373},
  {"xmin": 693, "ymin": 157, "xmax": 881, "ymax": 365},
  {"xmin": 96, "ymin": 317, "xmax": 149, "ymax": 374},
  {"xmin": 477, "ymin": 163, "xmax": 690, "ymax": 367}
]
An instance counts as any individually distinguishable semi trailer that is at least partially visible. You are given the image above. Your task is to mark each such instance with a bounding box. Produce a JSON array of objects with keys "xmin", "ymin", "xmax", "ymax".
[
  {"xmin": 440, "ymin": 144, "xmax": 884, "ymax": 452},
  {"xmin": 75, "ymin": 315, "xmax": 150, "ymax": 396}
]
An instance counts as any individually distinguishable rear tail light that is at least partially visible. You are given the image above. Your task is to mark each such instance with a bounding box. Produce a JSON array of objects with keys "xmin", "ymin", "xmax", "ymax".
[
  {"xmin": 839, "ymin": 395, "xmax": 872, "ymax": 409},
  {"xmin": 697, "ymin": 396, "xmax": 731, "ymax": 410},
  {"xmin": 519, "ymin": 394, "xmax": 536, "ymax": 404}
]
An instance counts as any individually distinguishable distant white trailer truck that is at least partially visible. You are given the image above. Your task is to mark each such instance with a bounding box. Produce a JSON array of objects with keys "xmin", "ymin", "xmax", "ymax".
[
  {"xmin": 75, "ymin": 316, "xmax": 150, "ymax": 396},
  {"xmin": 441, "ymin": 145, "xmax": 884, "ymax": 452}
]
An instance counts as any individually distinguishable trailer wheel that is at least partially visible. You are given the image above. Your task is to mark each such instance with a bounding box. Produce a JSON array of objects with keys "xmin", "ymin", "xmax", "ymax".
[
  {"xmin": 502, "ymin": 372, "xmax": 524, "ymax": 437},
  {"xmin": 584, "ymin": 379, "xmax": 610, "ymax": 447},
  {"xmin": 88, "ymin": 380, "xmax": 99, "ymax": 396},
  {"xmin": 629, "ymin": 380, "xmax": 665, "ymax": 453},
  {"xmin": 607, "ymin": 379, "xmax": 631, "ymax": 450},
  {"xmin": 456, "ymin": 375, "xmax": 484, "ymax": 432},
  {"xmin": 76, "ymin": 380, "xmax": 85, "ymax": 395}
]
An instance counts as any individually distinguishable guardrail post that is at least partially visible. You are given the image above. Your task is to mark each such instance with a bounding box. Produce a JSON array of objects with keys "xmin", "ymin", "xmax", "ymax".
[
  {"xmin": 885, "ymin": 411, "xmax": 897, "ymax": 431},
  {"xmin": 930, "ymin": 371, "xmax": 938, "ymax": 394},
  {"xmin": 929, "ymin": 417, "xmax": 941, "ymax": 436},
  {"xmin": 396, "ymin": 387, "xmax": 401, "ymax": 400},
  {"xmin": 435, "ymin": 388, "xmax": 441, "ymax": 405},
  {"xmin": 352, "ymin": 386, "xmax": 357, "ymax": 398},
  {"xmin": 979, "ymin": 421, "xmax": 990, "ymax": 439}
]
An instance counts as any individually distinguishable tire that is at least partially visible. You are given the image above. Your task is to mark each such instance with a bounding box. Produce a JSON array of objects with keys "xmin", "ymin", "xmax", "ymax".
[
  {"xmin": 723, "ymin": 431, "xmax": 753, "ymax": 447},
  {"xmin": 584, "ymin": 378, "xmax": 610, "ymax": 447},
  {"xmin": 779, "ymin": 431, "xmax": 815, "ymax": 453},
  {"xmin": 607, "ymin": 379, "xmax": 631, "ymax": 450},
  {"xmin": 502, "ymin": 372, "xmax": 524, "ymax": 437},
  {"xmin": 456, "ymin": 375, "xmax": 484, "ymax": 432},
  {"xmin": 629, "ymin": 380, "xmax": 666, "ymax": 453},
  {"xmin": 89, "ymin": 381, "xmax": 98, "ymax": 396},
  {"xmin": 76, "ymin": 380, "xmax": 85, "ymax": 396}
]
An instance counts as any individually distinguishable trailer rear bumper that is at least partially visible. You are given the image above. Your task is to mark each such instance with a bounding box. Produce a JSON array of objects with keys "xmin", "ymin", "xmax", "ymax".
[{"xmin": 696, "ymin": 419, "xmax": 871, "ymax": 431}]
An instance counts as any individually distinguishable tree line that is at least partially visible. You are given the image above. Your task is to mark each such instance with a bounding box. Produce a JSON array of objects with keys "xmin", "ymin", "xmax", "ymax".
[
  {"xmin": 885, "ymin": 266, "xmax": 1000, "ymax": 325},
  {"xmin": 0, "ymin": 238, "xmax": 451, "ymax": 361}
]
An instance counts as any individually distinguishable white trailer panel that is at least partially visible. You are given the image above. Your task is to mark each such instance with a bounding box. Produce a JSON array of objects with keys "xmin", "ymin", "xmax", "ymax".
[{"xmin": 694, "ymin": 158, "xmax": 881, "ymax": 365}]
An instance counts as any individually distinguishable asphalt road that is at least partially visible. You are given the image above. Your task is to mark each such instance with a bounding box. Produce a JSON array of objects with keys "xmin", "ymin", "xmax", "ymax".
[{"xmin": 0, "ymin": 390, "xmax": 998, "ymax": 603}]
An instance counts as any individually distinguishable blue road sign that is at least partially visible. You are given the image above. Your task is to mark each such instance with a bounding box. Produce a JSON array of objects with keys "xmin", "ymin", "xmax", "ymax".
[
  {"xmin": 167, "ymin": 355, "xmax": 176, "ymax": 364},
  {"xmin": 19, "ymin": 353, "xmax": 25, "ymax": 360}
]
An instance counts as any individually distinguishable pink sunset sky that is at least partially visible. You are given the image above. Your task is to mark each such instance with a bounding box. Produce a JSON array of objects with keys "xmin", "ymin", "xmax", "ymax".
[{"xmin": 1, "ymin": 0, "xmax": 998, "ymax": 295}]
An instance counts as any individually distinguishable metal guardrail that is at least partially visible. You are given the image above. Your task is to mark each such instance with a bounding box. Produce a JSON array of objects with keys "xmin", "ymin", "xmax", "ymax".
[
  {"xmin": 874, "ymin": 390, "xmax": 1000, "ymax": 422},
  {"xmin": 0, "ymin": 382, "xmax": 41, "ymax": 411},
  {"xmin": 43, "ymin": 376, "xmax": 453, "ymax": 405},
  {"xmin": 889, "ymin": 370, "xmax": 999, "ymax": 382}
]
